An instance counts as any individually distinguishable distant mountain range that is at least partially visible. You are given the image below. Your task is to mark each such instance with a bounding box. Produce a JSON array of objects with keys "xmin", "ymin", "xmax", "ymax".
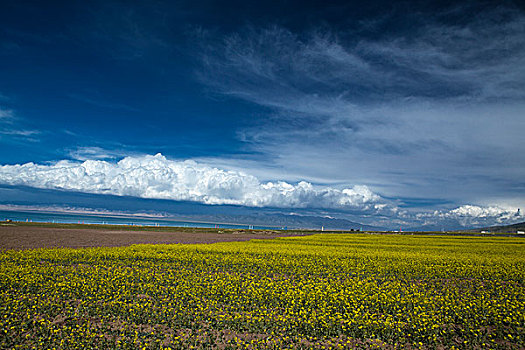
[
  {"xmin": 468, "ymin": 221, "xmax": 525, "ymax": 233},
  {"xmin": 168, "ymin": 212, "xmax": 383, "ymax": 231},
  {"xmin": 0, "ymin": 185, "xmax": 385, "ymax": 231}
]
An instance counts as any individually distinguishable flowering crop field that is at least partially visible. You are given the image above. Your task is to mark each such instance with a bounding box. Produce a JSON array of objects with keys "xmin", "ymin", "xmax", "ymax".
[{"xmin": 1, "ymin": 234, "xmax": 524, "ymax": 349}]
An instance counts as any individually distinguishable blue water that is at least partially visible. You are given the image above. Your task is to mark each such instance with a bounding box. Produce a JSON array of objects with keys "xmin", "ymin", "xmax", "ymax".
[{"xmin": 0, "ymin": 210, "xmax": 281, "ymax": 230}]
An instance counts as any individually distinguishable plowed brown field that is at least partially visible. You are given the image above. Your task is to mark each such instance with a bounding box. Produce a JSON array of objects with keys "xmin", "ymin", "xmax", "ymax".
[{"xmin": 0, "ymin": 224, "xmax": 299, "ymax": 250}]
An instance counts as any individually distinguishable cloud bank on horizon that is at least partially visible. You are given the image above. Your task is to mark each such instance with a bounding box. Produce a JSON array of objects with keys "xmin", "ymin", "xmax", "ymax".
[
  {"xmin": 0, "ymin": 153, "xmax": 380, "ymax": 210},
  {"xmin": 0, "ymin": 153, "xmax": 521, "ymax": 228}
]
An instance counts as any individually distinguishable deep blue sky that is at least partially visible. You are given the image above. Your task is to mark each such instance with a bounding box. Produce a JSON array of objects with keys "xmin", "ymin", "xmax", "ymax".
[{"xmin": 1, "ymin": 0, "xmax": 524, "ymax": 229}]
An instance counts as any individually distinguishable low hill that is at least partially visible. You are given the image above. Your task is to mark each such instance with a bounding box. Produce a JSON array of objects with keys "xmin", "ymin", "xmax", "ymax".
[
  {"xmin": 469, "ymin": 221, "xmax": 525, "ymax": 233},
  {"xmin": 172, "ymin": 212, "xmax": 383, "ymax": 231}
]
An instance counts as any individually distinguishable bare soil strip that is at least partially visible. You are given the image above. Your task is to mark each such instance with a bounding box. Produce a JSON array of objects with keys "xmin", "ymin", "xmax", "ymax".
[{"xmin": 0, "ymin": 225, "xmax": 300, "ymax": 250}]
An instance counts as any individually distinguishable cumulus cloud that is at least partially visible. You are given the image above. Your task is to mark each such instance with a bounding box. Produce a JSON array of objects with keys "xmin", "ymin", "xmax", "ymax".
[
  {"xmin": 1, "ymin": 153, "xmax": 522, "ymax": 229},
  {"xmin": 416, "ymin": 205, "xmax": 523, "ymax": 228},
  {"xmin": 440, "ymin": 205, "xmax": 521, "ymax": 222},
  {"xmin": 0, "ymin": 153, "xmax": 382, "ymax": 210}
]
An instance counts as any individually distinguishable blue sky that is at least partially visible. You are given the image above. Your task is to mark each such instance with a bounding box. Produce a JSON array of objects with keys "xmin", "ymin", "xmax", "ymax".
[{"xmin": 0, "ymin": 0, "xmax": 524, "ymax": 229}]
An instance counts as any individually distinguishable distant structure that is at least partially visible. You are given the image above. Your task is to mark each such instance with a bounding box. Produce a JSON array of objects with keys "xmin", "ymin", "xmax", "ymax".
[{"xmin": 517, "ymin": 208, "xmax": 521, "ymax": 216}]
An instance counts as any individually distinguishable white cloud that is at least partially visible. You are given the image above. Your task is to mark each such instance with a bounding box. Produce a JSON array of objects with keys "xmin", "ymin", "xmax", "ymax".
[
  {"xmin": 0, "ymin": 153, "xmax": 521, "ymax": 229},
  {"xmin": 0, "ymin": 104, "xmax": 41, "ymax": 141},
  {"xmin": 0, "ymin": 129, "xmax": 40, "ymax": 136},
  {"xmin": 441, "ymin": 205, "xmax": 521, "ymax": 222},
  {"xmin": 201, "ymin": 8, "xmax": 525, "ymax": 108},
  {"xmin": 197, "ymin": 7, "xmax": 525, "ymax": 209},
  {"xmin": 0, "ymin": 153, "xmax": 382, "ymax": 211},
  {"xmin": 417, "ymin": 205, "xmax": 523, "ymax": 228},
  {"xmin": 0, "ymin": 204, "xmax": 167, "ymax": 218},
  {"xmin": 68, "ymin": 146, "xmax": 134, "ymax": 161},
  {"xmin": 0, "ymin": 108, "xmax": 14, "ymax": 121}
]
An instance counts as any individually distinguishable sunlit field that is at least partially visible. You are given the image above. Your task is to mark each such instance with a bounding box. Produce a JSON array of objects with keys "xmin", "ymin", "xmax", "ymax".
[{"xmin": 1, "ymin": 234, "xmax": 524, "ymax": 349}]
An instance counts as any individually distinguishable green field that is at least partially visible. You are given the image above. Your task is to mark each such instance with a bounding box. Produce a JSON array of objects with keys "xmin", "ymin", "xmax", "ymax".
[{"xmin": 1, "ymin": 234, "xmax": 524, "ymax": 349}]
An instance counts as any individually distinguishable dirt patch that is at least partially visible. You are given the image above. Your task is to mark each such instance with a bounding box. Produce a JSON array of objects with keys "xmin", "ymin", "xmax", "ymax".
[{"xmin": 0, "ymin": 225, "xmax": 301, "ymax": 250}]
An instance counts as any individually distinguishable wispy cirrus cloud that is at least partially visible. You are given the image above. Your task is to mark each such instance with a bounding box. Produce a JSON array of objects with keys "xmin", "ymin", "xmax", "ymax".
[
  {"xmin": 67, "ymin": 93, "xmax": 139, "ymax": 112},
  {"xmin": 0, "ymin": 103, "xmax": 41, "ymax": 142},
  {"xmin": 200, "ymin": 6, "xmax": 525, "ymax": 107},
  {"xmin": 0, "ymin": 129, "xmax": 40, "ymax": 137},
  {"xmin": 85, "ymin": 2, "xmax": 169, "ymax": 60},
  {"xmin": 67, "ymin": 146, "xmax": 137, "ymax": 161},
  {"xmin": 197, "ymin": 5, "xmax": 525, "ymax": 209},
  {"xmin": 0, "ymin": 107, "xmax": 14, "ymax": 121}
]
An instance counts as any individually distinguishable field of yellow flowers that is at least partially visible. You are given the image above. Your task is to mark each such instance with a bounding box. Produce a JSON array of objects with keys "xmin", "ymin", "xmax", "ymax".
[{"xmin": 1, "ymin": 234, "xmax": 524, "ymax": 349}]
